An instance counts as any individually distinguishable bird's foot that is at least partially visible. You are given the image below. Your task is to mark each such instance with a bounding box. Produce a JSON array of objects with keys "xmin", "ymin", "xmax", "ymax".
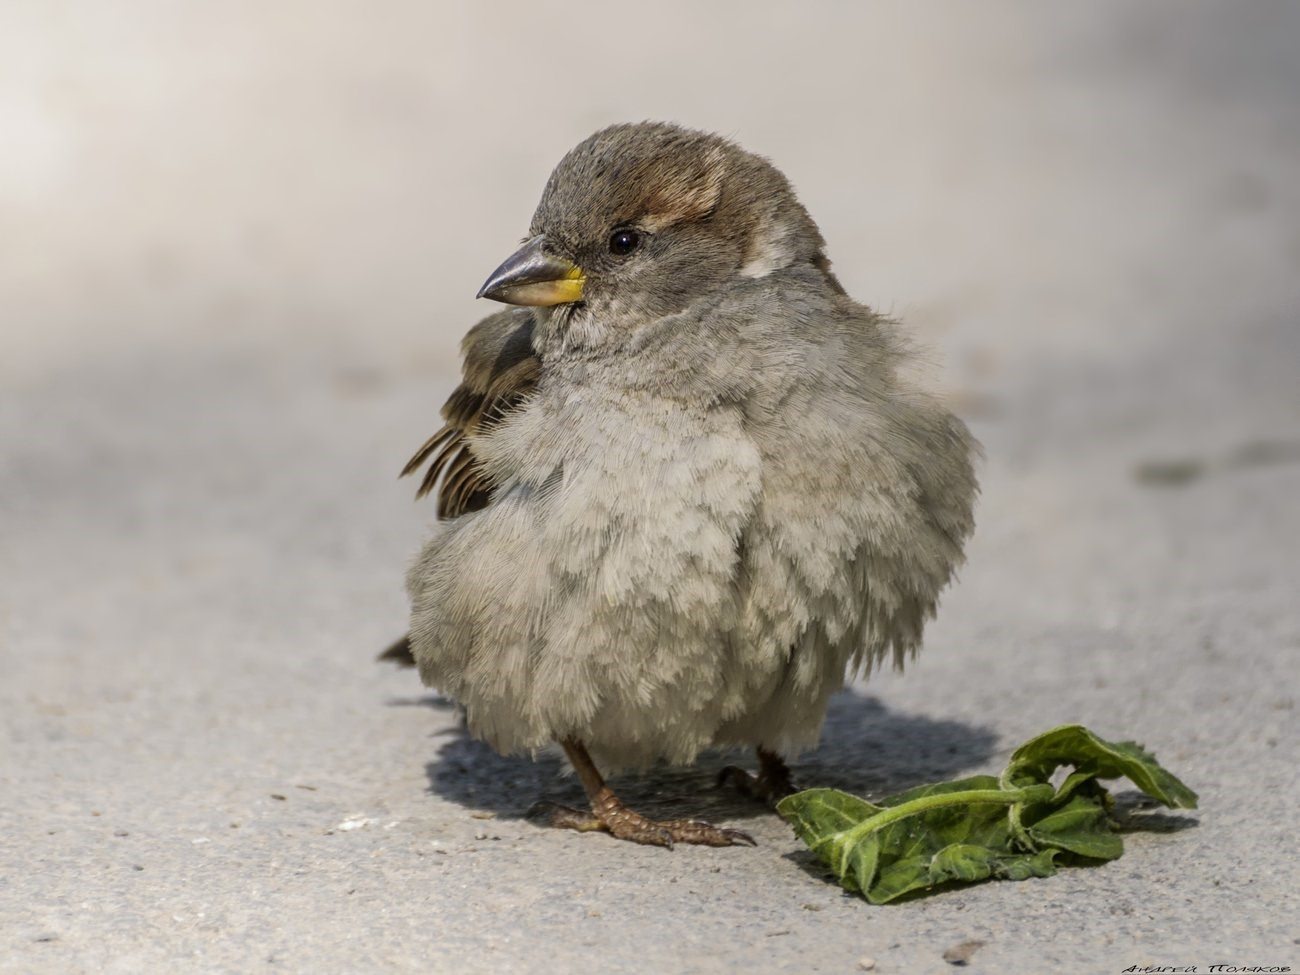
[
  {"xmin": 527, "ymin": 793, "xmax": 756, "ymax": 850},
  {"xmin": 717, "ymin": 747, "xmax": 797, "ymax": 806},
  {"xmin": 542, "ymin": 737, "xmax": 756, "ymax": 848},
  {"xmin": 526, "ymin": 801, "xmax": 608, "ymax": 833}
]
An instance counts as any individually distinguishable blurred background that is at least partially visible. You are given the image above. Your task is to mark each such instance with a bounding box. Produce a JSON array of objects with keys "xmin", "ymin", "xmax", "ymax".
[{"xmin": 3, "ymin": 2, "xmax": 1298, "ymax": 971}]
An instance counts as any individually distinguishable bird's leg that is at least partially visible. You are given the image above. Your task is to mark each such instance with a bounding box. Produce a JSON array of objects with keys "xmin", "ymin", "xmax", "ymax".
[
  {"xmin": 718, "ymin": 747, "xmax": 797, "ymax": 805},
  {"xmin": 527, "ymin": 738, "xmax": 756, "ymax": 849}
]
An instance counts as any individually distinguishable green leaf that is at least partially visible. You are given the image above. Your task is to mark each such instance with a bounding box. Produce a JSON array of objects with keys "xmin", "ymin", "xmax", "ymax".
[
  {"xmin": 1054, "ymin": 767, "xmax": 1101, "ymax": 803},
  {"xmin": 778, "ymin": 788, "xmax": 883, "ymax": 892},
  {"xmin": 869, "ymin": 777, "xmax": 1017, "ymax": 903},
  {"xmin": 1024, "ymin": 792, "xmax": 1123, "ymax": 860},
  {"xmin": 779, "ymin": 776, "xmax": 1060, "ymax": 903},
  {"xmin": 778, "ymin": 724, "xmax": 1197, "ymax": 903},
  {"xmin": 999, "ymin": 848, "xmax": 1061, "ymax": 880},
  {"xmin": 930, "ymin": 843, "xmax": 1004, "ymax": 881},
  {"xmin": 1004, "ymin": 724, "xmax": 1198, "ymax": 809},
  {"xmin": 879, "ymin": 774, "xmax": 1003, "ymax": 808},
  {"xmin": 870, "ymin": 843, "xmax": 1059, "ymax": 904}
]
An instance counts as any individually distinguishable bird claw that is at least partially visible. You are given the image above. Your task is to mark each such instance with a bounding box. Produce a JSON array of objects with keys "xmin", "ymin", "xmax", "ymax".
[
  {"xmin": 525, "ymin": 800, "xmax": 605, "ymax": 833},
  {"xmin": 717, "ymin": 762, "xmax": 797, "ymax": 807},
  {"xmin": 609, "ymin": 816, "xmax": 676, "ymax": 849},
  {"xmin": 717, "ymin": 764, "xmax": 759, "ymax": 796},
  {"xmin": 605, "ymin": 812, "xmax": 755, "ymax": 849},
  {"xmin": 683, "ymin": 822, "xmax": 757, "ymax": 847},
  {"xmin": 527, "ymin": 799, "xmax": 755, "ymax": 849}
]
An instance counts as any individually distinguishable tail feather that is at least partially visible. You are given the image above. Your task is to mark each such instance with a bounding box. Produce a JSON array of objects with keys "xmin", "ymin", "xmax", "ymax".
[{"xmin": 377, "ymin": 634, "xmax": 417, "ymax": 668}]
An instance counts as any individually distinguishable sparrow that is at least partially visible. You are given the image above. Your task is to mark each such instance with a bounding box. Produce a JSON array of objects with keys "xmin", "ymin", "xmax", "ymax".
[{"xmin": 385, "ymin": 122, "xmax": 978, "ymax": 848}]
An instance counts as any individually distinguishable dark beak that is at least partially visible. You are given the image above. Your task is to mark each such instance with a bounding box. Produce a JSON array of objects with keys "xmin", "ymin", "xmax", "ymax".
[{"xmin": 476, "ymin": 235, "xmax": 585, "ymax": 306}]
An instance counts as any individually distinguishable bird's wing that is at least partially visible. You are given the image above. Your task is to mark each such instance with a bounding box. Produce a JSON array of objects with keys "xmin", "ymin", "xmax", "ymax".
[{"xmin": 400, "ymin": 308, "xmax": 540, "ymax": 518}]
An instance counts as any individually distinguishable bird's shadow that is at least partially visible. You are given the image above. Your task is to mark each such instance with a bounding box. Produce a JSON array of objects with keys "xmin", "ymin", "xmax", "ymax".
[{"xmin": 407, "ymin": 687, "xmax": 998, "ymax": 824}]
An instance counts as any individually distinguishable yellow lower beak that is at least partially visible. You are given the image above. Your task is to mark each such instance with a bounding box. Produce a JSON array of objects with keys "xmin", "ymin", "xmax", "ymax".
[{"xmin": 477, "ymin": 235, "xmax": 585, "ymax": 306}]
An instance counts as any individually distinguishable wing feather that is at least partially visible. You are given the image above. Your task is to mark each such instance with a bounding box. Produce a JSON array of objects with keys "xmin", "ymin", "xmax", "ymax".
[{"xmin": 400, "ymin": 309, "xmax": 540, "ymax": 518}]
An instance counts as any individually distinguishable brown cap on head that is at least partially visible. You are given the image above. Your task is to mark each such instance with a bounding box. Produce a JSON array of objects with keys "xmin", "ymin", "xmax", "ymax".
[
  {"xmin": 477, "ymin": 122, "xmax": 837, "ymax": 330},
  {"xmin": 530, "ymin": 122, "xmax": 825, "ymax": 274}
]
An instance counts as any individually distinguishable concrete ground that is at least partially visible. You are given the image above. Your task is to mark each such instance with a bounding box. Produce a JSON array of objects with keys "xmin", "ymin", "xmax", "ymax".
[{"xmin": 2, "ymin": 3, "xmax": 1298, "ymax": 973}]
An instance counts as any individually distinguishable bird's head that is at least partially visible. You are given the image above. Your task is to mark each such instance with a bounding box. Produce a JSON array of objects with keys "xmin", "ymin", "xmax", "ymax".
[{"xmin": 476, "ymin": 122, "xmax": 831, "ymax": 341}]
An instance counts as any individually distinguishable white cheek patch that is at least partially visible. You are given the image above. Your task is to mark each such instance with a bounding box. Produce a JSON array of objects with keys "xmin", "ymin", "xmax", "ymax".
[{"xmin": 739, "ymin": 217, "xmax": 796, "ymax": 279}]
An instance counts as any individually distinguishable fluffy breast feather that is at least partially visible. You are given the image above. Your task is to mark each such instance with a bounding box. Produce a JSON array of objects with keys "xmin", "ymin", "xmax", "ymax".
[
  {"xmin": 406, "ymin": 363, "xmax": 765, "ymax": 764},
  {"xmin": 405, "ymin": 268, "xmax": 978, "ymax": 764}
]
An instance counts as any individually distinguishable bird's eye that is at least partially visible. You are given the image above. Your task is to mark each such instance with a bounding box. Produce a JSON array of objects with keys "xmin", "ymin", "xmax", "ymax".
[{"xmin": 608, "ymin": 228, "xmax": 641, "ymax": 256}]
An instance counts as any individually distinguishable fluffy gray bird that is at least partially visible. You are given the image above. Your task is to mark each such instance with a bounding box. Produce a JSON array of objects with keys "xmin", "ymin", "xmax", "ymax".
[{"xmin": 389, "ymin": 122, "xmax": 978, "ymax": 848}]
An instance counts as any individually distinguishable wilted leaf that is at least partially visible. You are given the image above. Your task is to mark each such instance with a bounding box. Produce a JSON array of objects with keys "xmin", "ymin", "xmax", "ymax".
[
  {"xmin": 778, "ymin": 788, "xmax": 883, "ymax": 892},
  {"xmin": 779, "ymin": 724, "xmax": 1197, "ymax": 903},
  {"xmin": 1004, "ymin": 725, "xmax": 1198, "ymax": 809},
  {"xmin": 1023, "ymin": 792, "xmax": 1123, "ymax": 860},
  {"xmin": 779, "ymin": 776, "xmax": 1059, "ymax": 903}
]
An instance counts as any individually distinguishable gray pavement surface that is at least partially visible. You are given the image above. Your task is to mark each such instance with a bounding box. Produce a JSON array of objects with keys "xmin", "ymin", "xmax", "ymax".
[{"xmin": 2, "ymin": 3, "xmax": 1298, "ymax": 973}]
